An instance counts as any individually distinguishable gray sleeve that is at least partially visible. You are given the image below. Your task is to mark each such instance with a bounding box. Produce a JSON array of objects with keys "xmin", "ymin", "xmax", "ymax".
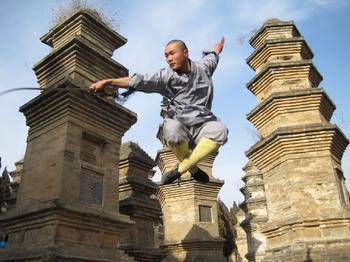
[
  {"xmin": 129, "ymin": 68, "xmax": 167, "ymax": 94},
  {"xmin": 198, "ymin": 50, "xmax": 219, "ymax": 76}
]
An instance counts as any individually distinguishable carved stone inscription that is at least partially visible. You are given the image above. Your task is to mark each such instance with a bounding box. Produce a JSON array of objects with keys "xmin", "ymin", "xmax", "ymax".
[
  {"xmin": 199, "ymin": 205, "xmax": 212, "ymax": 222},
  {"xmin": 79, "ymin": 169, "xmax": 103, "ymax": 205}
]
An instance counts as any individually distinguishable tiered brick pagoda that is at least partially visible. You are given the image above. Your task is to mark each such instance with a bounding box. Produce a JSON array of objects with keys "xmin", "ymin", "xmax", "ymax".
[
  {"xmin": 234, "ymin": 208, "xmax": 248, "ymax": 262},
  {"xmin": 0, "ymin": 10, "xmax": 137, "ymax": 261},
  {"xmin": 118, "ymin": 141, "xmax": 164, "ymax": 261},
  {"xmin": 240, "ymin": 161, "xmax": 267, "ymax": 261},
  {"xmin": 155, "ymin": 127, "xmax": 226, "ymax": 261},
  {"xmin": 245, "ymin": 18, "xmax": 350, "ymax": 261}
]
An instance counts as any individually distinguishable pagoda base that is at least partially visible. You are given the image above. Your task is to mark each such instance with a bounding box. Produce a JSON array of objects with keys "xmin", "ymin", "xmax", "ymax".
[
  {"xmin": 122, "ymin": 246, "xmax": 165, "ymax": 262},
  {"xmin": 263, "ymin": 240, "xmax": 350, "ymax": 262},
  {"xmin": 262, "ymin": 210, "xmax": 350, "ymax": 261},
  {"xmin": 0, "ymin": 199, "xmax": 135, "ymax": 261},
  {"xmin": 161, "ymin": 239, "xmax": 226, "ymax": 262}
]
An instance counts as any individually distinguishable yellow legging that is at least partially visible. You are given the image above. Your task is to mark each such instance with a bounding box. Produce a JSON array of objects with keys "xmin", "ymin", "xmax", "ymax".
[
  {"xmin": 168, "ymin": 141, "xmax": 198, "ymax": 174},
  {"xmin": 169, "ymin": 137, "xmax": 220, "ymax": 174}
]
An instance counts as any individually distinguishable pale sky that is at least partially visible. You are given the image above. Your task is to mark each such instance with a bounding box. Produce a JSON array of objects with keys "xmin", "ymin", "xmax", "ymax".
[{"xmin": 0, "ymin": 0, "xmax": 349, "ymax": 206}]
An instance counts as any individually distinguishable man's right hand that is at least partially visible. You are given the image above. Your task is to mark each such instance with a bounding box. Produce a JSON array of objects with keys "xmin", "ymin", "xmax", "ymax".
[
  {"xmin": 90, "ymin": 77, "xmax": 131, "ymax": 92},
  {"xmin": 90, "ymin": 79, "xmax": 110, "ymax": 93}
]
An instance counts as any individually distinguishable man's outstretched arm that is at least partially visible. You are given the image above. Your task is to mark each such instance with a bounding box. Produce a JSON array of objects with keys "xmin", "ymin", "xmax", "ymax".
[
  {"xmin": 200, "ymin": 37, "xmax": 225, "ymax": 76},
  {"xmin": 90, "ymin": 69, "xmax": 167, "ymax": 95},
  {"xmin": 90, "ymin": 77, "xmax": 131, "ymax": 92}
]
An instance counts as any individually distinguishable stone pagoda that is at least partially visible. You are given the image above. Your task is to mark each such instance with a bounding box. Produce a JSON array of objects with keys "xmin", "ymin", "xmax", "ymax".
[
  {"xmin": 155, "ymin": 127, "xmax": 226, "ymax": 261},
  {"xmin": 239, "ymin": 161, "xmax": 267, "ymax": 261},
  {"xmin": 245, "ymin": 18, "xmax": 350, "ymax": 260},
  {"xmin": 0, "ymin": 10, "xmax": 137, "ymax": 261},
  {"xmin": 234, "ymin": 208, "xmax": 248, "ymax": 262},
  {"xmin": 118, "ymin": 141, "xmax": 164, "ymax": 261}
]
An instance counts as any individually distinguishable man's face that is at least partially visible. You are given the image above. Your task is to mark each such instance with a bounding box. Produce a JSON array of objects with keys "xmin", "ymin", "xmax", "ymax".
[{"xmin": 164, "ymin": 43, "xmax": 189, "ymax": 71}]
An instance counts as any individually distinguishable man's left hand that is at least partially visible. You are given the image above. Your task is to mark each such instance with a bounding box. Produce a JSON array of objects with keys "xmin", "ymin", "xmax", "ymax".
[{"xmin": 214, "ymin": 37, "xmax": 225, "ymax": 55}]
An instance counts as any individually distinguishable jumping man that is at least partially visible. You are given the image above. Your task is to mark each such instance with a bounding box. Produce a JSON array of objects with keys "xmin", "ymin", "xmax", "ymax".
[{"xmin": 90, "ymin": 37, "xmax": 228, "ymax": 185}]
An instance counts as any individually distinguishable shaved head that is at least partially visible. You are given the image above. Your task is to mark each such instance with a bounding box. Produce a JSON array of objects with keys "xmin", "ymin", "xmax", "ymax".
[
  {"xmin": 166, "ymin": 39, "xmax": 188, "ymax": 51},
  {"xmin": 165, "ymin": 39, "xmax": 190, "ymax": 73}
]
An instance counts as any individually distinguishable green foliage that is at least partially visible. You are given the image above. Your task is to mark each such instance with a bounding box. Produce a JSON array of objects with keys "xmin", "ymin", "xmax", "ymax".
[
  {"xmin": 230, "ymin": 201, "xmax": 239, "ymax": 226},
  {"xmin": 0, "ymin": 166, "xmax": 11, "ymax": 210},
  {"xmin": 218, "ymin": 199, "xmax": 238, "ymax": 258}
]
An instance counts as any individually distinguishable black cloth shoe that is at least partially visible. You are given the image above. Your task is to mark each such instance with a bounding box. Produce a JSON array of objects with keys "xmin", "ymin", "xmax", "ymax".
[
  {"xmin": 161, "ymin": 167, "xmax": 181, "ymax": 185},
  {"xmin": 190, "ymin": 168, "xmax": 209, "ymax": 183}
]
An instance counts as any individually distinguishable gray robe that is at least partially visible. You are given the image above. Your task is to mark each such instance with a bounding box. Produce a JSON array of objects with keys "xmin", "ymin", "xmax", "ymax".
[
  {"xmin": 129, "ymin": 52, "xmax": 228, "ymax": 145},
  {"xmin": 130, "ymin": 52, "xmax": 219, "ymax": 126}
]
